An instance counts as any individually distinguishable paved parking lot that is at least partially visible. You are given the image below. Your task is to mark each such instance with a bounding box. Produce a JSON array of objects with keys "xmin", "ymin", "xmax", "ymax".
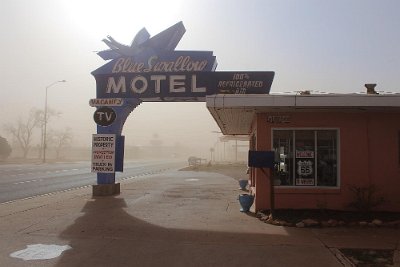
[{"xmin": 0, "ymin": 169, "xmax": 399, "ymax": 266}]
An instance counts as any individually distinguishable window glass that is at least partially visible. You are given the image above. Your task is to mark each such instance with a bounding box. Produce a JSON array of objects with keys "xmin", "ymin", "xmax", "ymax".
[
  {"xmin": 273, "ymin": 130, "xmax": 293, "ymax": 185},
  {"xmin": 317, "ymin": 130, "xmax": 337, "ymax": 186},
  {"xmin": 272, "ymin": 129, "xmax": 338, "ymax": 187},
  {"xmin": 295, "ymin": 130, "xmax": 315, "ymax": 186}
]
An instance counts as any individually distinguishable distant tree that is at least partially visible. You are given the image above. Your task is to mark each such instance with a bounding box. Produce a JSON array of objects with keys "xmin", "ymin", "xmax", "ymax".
[
  {"xmin": 0, "ymin": 135, "xmax": 12, "ymax": 160},
  {"xmin": 3, "ymin": 107, "xmax": 62, "ymax": 159},
  {"xmin": 49, "ymin": 128, "xmax": 73, "ymax": 159},
  {"xmin": 36, "ymin": 108, "xmax": 62, "ymax": 130},
  {"xmin": 3, "ymin": 108, "xmax": 42, "ymax": 158}
]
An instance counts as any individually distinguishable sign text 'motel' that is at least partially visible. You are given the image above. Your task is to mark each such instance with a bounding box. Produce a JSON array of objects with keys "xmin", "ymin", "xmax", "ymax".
[{"xmin": 94, "ymin": 71, "xmax": 274, "ymax": 100}]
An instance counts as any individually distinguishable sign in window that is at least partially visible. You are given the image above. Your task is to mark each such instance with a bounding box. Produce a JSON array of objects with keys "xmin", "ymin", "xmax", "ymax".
[{"xmin": 273, "ymin": 129, "xmax": 338, "ymax": 187}]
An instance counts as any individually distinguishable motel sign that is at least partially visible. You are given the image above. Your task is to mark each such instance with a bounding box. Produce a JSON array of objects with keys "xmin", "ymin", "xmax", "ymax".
[{"xmin": 90, "ymin": 21, "xmax": 275, "ymax": 195}]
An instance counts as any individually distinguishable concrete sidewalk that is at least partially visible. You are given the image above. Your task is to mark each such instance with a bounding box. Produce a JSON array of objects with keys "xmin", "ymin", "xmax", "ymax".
[{"xmin": 0, "ymin": 169, "xmax": 399, "ymax": 266}]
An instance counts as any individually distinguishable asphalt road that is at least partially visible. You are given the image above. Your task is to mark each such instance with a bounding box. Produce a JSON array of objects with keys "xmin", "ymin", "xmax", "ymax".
[{"xmin": 0, "ymin": 159, "xmax": 185, "ymax": 203}]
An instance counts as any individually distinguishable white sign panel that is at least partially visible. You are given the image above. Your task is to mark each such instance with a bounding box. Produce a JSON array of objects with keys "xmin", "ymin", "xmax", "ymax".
[
  {"xmin": 295, "ymin": 178, "xmax": 315, "ymax": 186},
  {"xmin": 91, "ymin": 134, "xmax": 116, "ymax": 173},
  {"xmin": 295, "ymin": 150, "xmax": 315, "ymax": 158},
  {"xmin": 89, "ymin": 98, "xmax": 123, "ymax": 107},
  {"xmin": 296, "ymin": 160, "xmax": 314, "ymax": 176}
]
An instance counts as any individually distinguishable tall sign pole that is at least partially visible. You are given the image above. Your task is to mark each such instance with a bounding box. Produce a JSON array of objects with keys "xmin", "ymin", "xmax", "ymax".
[
  {"xmin": 90, "ymin": 98, "xmax": 141, "ymax": 195},
  {"xmin": 43, "ymin": 80, "xmax": 66, "ymax": 163}
]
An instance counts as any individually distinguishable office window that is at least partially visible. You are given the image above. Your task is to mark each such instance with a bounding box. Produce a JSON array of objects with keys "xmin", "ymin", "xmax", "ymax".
[{"xmin": 273, "ymin": 129, "xmax": 338, "ymax": 187}]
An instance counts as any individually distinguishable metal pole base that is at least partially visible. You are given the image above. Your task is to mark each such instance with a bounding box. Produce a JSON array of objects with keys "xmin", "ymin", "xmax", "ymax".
[{"xmin": 92, "ymin": 183, "xmax": 120, "ymax": 196}]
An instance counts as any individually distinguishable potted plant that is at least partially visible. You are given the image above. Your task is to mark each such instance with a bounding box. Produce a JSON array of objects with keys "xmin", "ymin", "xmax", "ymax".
[
  {"xmin": 238, "ymin": 179, "xmax": 248, "ymax": 190},
  {"xmin": 238, "ymin": 194, "xmax": 254, "ymax": 212}
]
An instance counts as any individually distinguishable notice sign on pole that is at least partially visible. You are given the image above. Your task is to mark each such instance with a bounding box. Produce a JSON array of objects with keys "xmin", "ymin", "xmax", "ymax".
[{"xmin": 91, "ymin": 134, "xmax": 116, "ymax": 173}]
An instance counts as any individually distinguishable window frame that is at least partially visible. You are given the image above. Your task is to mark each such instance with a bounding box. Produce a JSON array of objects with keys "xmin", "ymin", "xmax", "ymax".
[
  {"xmin": 271, "ymin": 127, "xmax": 340, "ymax": 189},
  {"xmin": 398, "ymin": 131, "xmax": 400, "ymax": 166}
]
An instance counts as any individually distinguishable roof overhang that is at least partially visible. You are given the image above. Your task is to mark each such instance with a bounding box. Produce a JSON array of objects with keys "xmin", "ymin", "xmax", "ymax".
[{"xmin": 206, "ymin": 94, "xmax": 400, "ymax": 135}]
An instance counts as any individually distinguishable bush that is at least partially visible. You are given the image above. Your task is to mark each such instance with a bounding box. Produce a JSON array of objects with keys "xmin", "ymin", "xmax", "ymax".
[
  {"xmin": 0, "ymin": 136, "xmax": 12, "ymax": 160},
  {"xmin": 348, "ymin": 185, "xmax": 384, "ymax": 212}
]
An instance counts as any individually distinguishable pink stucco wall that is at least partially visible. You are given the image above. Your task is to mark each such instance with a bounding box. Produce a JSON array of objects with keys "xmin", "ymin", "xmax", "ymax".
[{"xmin": 252, "ymin": 111, "xmax": 400, "ymax": 212}]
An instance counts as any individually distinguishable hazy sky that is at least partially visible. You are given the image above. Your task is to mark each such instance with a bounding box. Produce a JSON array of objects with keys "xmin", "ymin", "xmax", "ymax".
[{"xmin": 1, "ymin": 0, "xmax": 399, "ymax": 155}]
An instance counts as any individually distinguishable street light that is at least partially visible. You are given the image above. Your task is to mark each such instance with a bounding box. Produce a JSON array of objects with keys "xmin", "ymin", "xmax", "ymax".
[{"xmin": 42, "ymin": 80, "xmax": 66, "ymax": 163}]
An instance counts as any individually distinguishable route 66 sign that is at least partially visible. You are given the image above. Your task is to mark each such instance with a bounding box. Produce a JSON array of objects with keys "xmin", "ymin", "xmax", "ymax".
[{"xmin": 297, "ymin": 160, "xmax": 313, "ymax": 176}]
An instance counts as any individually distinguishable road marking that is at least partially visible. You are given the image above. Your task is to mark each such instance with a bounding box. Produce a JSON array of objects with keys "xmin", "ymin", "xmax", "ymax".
[
  {"xmin": 1, "ymin": 184, "xmax": 91, "ymax": 205},
  {"xmin": 7, "ymin": 168, "xmax": 81, "ymax": 178},
  {"xmin": 13, "ymin": 179, "xmax": 43, "ymax": 185},
  {"xmin": 2, "ymin": 165, "xmax": 179, "ymax": 205}
]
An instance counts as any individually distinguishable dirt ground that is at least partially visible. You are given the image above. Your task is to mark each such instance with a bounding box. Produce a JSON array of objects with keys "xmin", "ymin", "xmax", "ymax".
[{"xmin": 180, "ymin": 162, "xmax": 248, "ymax": 181}]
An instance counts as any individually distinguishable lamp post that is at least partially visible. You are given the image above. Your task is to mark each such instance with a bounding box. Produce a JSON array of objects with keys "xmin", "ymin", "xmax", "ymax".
[{"xmin": 42, "ymin": 80, "xmax": 66, "ymax": 163}]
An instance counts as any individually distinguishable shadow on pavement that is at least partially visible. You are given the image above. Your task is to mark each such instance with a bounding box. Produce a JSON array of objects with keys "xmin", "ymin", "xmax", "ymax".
[{"xmin": 54, "ymin": 196, "xmax": 339, "ymax": 267}]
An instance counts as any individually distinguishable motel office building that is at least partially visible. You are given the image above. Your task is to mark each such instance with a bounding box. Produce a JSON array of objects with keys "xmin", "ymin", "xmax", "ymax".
[{"xmin": 207, "ymin": 93, "xmax": 400, "ymax": 212}]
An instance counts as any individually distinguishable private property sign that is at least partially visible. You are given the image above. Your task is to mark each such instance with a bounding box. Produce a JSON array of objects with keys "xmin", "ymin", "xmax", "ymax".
[{"xmin": 91, "ymin": 134, "xmax": 116, "ymax": 173}]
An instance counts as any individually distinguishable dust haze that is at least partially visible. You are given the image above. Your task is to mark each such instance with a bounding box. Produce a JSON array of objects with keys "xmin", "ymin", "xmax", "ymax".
[
  {"xmin": 1, "ymin": 0, "xmax": 399, "ymax": 163},
  {"xmin": 1, "ymin": 100, "xmax": 244, "ymax": 162}
]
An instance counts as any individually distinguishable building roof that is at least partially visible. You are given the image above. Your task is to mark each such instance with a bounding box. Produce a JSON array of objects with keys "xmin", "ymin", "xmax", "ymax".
[{"xmin": 206, "ymin": 94, "xmax": 400, "ymax": 135}]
